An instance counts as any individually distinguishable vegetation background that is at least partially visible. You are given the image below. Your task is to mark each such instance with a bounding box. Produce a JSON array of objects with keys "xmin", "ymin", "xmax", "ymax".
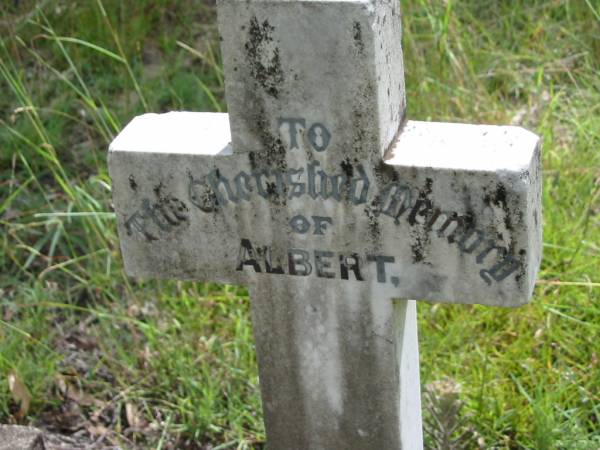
[{"xmin": 1, "ymin": 0, "xmax": 599, "ymax": 449}]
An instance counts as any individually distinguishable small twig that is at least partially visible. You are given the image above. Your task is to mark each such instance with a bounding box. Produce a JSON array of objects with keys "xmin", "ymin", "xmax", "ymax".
[{"xmin": 536, "ymin": 280, "xmax": 599, "ymax": 287}]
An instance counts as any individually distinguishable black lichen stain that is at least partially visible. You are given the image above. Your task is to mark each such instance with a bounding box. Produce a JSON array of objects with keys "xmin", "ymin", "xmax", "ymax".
[
  {"xmin": 411, "ymin": 235, "xmax": 426, "ymax": 263},
  {"xmin": 248, "ymin": 151, "xmax": 258, "ymax": 171},
  {"xmin": 410, "ymin": 178, "xmax": 434, "ymax": 265},
  {"xmin": 188, "ymin": 172, "xmax": 219, "ymax": 213},
  {"xmin": 246, "ymin": 99, "xmax": 289, "ymax": 206},
  {"xmin": 128, "ymin": 174, "xmax": 138, "ymax": 191},
  {"xmin": 484, "ymin": 182, "xmax": 515, "ymax": 250},
  {"xmin": 515, "ymin": 249, "xmax": 527, "ymax": 288},
  {"xmin": 373, "ymin": 159, "xmax": 400, "ymax": 186},
  {"xmin": 244, "ymin": 17, "xmax": 284, "ymax": 98},
  {"xmin": 351, "ymin": 80, "xmax": 376, "ymax": 157},
  {"xmin": 153, "ymin": 182, "xmax": 165, "ymax": 199},
  {"xmin": 490, "ymin": 183, "xmax": 507, "ymax": 208},
  {"xmin": 352, "ymin": 106, "xmax": 366, "ymax": 152},
  {"xmin": 335, "ymin": 157, "xmax": 363, "ymax": 207},
  {"xmin": 255, "ymin": 108, "xmax": 286, "ymax": 170},
  {"xmin": 266, "ymin": 181, "xmax": 278, "ymax": 197},
  {"xmin": 364, "ymin": 203, "xmax": 381, "ymax": 243},
  {"xmin": 341, "ymin": 158, "xmax": 354, "ymax": 178},
  {"xmin": 353, "ymin": 21, "xmax": 365, "ymax": 55},
  {"xmin": 423, "ymin": 177, "xmax": 433, "ymax": 197}
]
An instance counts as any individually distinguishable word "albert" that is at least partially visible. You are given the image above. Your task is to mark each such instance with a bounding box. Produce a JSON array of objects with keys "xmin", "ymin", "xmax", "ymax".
[{"xmin": 237, "ymin": 238, "xmax": 402, "ymax": 285}]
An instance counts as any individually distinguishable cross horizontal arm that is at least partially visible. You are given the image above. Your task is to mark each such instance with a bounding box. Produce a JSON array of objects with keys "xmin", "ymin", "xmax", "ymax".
[{"xmin": 109, "ymin": 112, "xmax": 541, "ymax": 307}]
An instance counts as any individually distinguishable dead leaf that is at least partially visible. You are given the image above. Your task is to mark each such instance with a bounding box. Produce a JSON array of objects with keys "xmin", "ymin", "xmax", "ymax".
[
  {"xmin": 125, "ymin": 402, "xmax": 145, "ymax": 429},
  {"xmin": 138, "ymin": 344, "xmax": 155, "ymax": 370},
  {"xmin": 68, "ymin": 385, "xmax": 103, "ymax": 408},
  {"xmin": 8, "ymin": 370, "xmax": 32, "ymax": 419},
  {"xmin": 3, "ymin": 303, "xmax": 16, "ymax": 321},
  {"xmin": 55, "ymin": 374, "xmax": 67, "ymax": 395},
  {"xmin": 534, "ymin": 328, "xmax": 544, "ymax": 340},
  {"xmin": 87, "ymin": 424, "xmax": 110, "ymax": 437},
  {"xmin": 127, "ymin": 304, "xmax": 140, "ymax": 318}
]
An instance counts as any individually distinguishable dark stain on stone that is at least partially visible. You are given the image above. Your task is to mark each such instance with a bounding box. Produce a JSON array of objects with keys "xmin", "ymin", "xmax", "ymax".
[
  {"xmin": 409, "ymin": 178, "xmax": 435, "ymax": 265},
  {"xmin": 188, "ymin": 171, "xmax": 219, "ymax": 213},
  {"xmin": 493, "ymin": 183, "xmax": 507, "ymax": 208},
  {"xmin": 423, "ymin": 177, "xmax": 433, "ymax": 197},
  {"xmin": 128, "ymin": 174, "xmax": 138, "ymax": 191},
  {"xmin": 266, "ymin": 181, "xmax": 278, "ymax": 197},
  {"xmin": 153, "ymin": 182, "xmax": 164, "ymax": 199},
  {"xmin": 484, "ymin": 181, "xmax": 514, "ymax": 243},
  {"xmin": 515, "ymin": 249, "xmax": 527, "ymax": 287},
  {"xmin": 364, "ymin": 204, "xmax": 381, "ymax": 243},
  {"xmin": 372, "ymin": 159, "xmax": 399, "ymax": 188},
  {"xmin": 248, "ymin": 151, "xmax": 257, "ymax": 171},
  {"xmin": 235, "ymin": 42, "xmax": 289, "ymax": 210},
  {"xmin": 351, "ymin": 80, "xmax": 376, "ymax": 160},
  {"xmin": 421, "ymin": 273, "xmax": 446, "ymax": 296},
  {"xmin": 244, "ymin": 17, "xmax": 284, "ymax": 98},
  {"xmin": 341, "ymin": 158, "xmax": 354, "ymax": 178},
  {"xmin": 370, "ymin": 195, "xmax": 382, "ymax": 217},
  {"xmin": 243, "ymin": 101, "xmax": 289, "ymax": 206},
  {"xmin": 254, "ymin": 105, "xmax": 286, "ymax": 169},
  {"xmin": 411, "ymin": 234, "xmax": 426, "ymax": 263},
  {"xmin": 352, "ymin": 105, "xmax": 366, "ymax": 151},
  {"xmin": 353, "ymin": 21, "xmax": 365, "ymax": 55}
]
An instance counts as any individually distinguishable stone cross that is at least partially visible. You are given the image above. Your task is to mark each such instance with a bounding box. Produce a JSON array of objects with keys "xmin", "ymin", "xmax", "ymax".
[{"xmin": 108, "ymin": 1, "xmax": 542, "ymax": 449}]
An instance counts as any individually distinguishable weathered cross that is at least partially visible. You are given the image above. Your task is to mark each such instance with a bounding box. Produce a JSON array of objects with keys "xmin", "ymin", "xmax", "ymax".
[{"xmin": 108, "ymin": 1, "xmax": 542, "ymax": 448}]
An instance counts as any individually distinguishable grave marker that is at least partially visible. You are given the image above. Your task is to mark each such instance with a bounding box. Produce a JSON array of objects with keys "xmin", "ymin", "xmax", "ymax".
[{"xmin": 108, "ymin": 1, "xmax": 542, "ymax": 448}]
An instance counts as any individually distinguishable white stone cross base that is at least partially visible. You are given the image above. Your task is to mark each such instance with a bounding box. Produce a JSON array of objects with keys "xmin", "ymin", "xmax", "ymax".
[{"xmin": 251, "ymin": 277, "xmax": 422, "ymax": 450}]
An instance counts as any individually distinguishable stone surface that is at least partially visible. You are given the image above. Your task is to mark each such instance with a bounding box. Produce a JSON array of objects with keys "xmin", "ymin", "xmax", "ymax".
[
  {"xmin": 109, "ymin": 114, "xmax": 541, "ymax": 307},
  {"xmin": 249, "ymin": 280, "xmax": 422, "ymax": 449},
  {"xmin": 0, "ymin": 425, "xmax": 45, "ymax": 450},
  {"xmin": 108, "ymin": 0, "xmax": 542, "ymax": 449},
  {"xmin": 217, "ymin": 0, "xmax": 406, "ymax": 159}
]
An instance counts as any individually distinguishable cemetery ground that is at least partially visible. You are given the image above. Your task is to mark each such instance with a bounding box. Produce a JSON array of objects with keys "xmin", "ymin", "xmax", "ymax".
[{"xmin": 0, "ymin": 0, "xmax": 598, "ymax": 448}]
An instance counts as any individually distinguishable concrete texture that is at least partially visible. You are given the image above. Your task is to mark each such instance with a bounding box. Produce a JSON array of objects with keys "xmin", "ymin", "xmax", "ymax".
[
  {"xmin": 0, "ymin": 426, "xmax": 45, "ymax": 450},
  {"xmin": 250, "ymin": 279, "xmax": 422, "ymax": 449},
  {"xmin": 109, "ymin": 114, "xmax": 541, "ymax": 307},
  {"xmin": 216, "ymin": 0, "xmax": 405, "ymax": 160},
  {"xmin": 109, "ymin": 0, "xmax": 542, "ymax": 449}
]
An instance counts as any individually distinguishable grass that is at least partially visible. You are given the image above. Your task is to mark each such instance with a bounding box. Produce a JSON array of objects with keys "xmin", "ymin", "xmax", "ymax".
[{"xmin": 1, "ymin": 0, "xmax": 599, "ymax": 448}]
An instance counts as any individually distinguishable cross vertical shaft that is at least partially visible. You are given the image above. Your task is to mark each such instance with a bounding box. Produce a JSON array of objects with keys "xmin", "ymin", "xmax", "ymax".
[
  {"xmin": 216, "ymin": 4, "xmax": 422, "ymax": 445},
  {"xmin": 250, "ymin": 278, "xmax": 422, "ymax": 449}
]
